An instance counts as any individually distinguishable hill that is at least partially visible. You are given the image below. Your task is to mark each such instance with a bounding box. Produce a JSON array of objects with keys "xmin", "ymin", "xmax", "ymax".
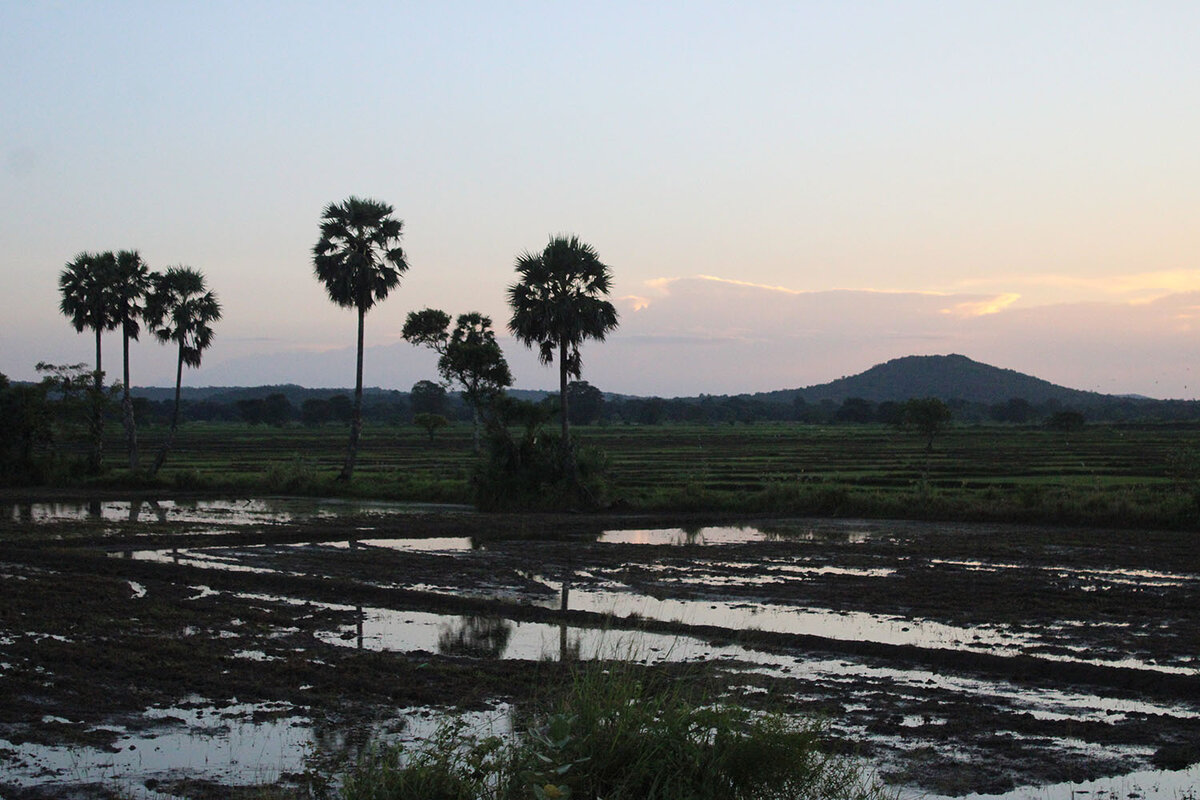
[{"xmin": 761, "ymin": 354, "xmax": 1110, "ymax": 406}]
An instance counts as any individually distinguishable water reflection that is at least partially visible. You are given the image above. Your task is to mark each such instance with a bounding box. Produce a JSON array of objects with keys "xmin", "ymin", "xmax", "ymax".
[
  {"xmin": 438, "ymin": 616, "xmax": 514, "ymax": 659},
  {"xmin": 597, "ymin": 525, "xmax": 876, "ymax": 546},
  {"xmin": 4, "ymin": 497, "xmax": 471, "ymax": 526}
]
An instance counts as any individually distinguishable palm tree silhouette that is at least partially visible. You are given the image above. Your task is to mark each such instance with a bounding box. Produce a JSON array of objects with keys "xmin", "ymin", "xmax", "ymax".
[
  {"xmin": 508, "ymin": 235, "xmax": 618, "ymax": 465},
  {"xmin": 58, "ymin": 251, "xmax": 118, "ymax": 471},
  {"xmin": 312, "ymin": 196, "xmax": 408, "ymax": 480},
  {"xmin": 144, "ymin": 267, "xmax": 221, "ymax": 475},
  {"xmin": 111, "ymin": 250, "xmax": 152, "ymax": 470}
]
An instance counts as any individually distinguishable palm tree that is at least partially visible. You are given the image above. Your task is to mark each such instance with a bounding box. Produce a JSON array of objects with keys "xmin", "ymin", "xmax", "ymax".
[
  {"xmin": 313, "ymin": 196, "xmax": 408, "ymax": 480},
  {"xmin": 111, "ymin": 250, "xmax": 152, "ymax": 470},
  {"xmin": 508, "ymin": 235, "xmax": 618, "ymax": 465},
  {"xmin": 144, "ymin": 267, "xmax": 221, "ymax": 475},
  {"xmin": 58, "ymin": 251, "xmax": 118, "ymax": 471}
]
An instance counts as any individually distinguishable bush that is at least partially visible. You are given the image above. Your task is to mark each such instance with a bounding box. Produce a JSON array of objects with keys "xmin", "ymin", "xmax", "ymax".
[
  {"xmin": 473, "ymin": 430, "xmax": 611, "ymax": 512},
  {"xmin": 264, "ymin": 455, "xmax": 321, "ymax": 493},
  {"xmin": 340, "ymin": 663, "xmax": 891, "ymax": 800}
]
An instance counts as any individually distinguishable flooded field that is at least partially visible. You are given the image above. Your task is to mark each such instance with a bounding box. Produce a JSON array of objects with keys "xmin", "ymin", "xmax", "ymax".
[{"xmin": 1, "ymin": 499, "xmax": 1198, "ymax": 798}]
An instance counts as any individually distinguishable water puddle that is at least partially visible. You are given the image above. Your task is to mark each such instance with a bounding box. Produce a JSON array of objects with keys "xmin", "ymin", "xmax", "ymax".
[
  {"xmin": 295, "ymin": 536, "xmax": 478, "ymax": 552},
  {"xmin": 1, "ymin": 701, "xmax": 310, "ymax": 791},
  {"xmin": 5, "ymin": 498, "xmax": 470, "ymax": 526},
  {"xmin": 597, "ymin": 524, "xmax": 878, "ymax": 546},
  {"xmin": 907, "ymin": 762, "xmax": 1200, "ymax": 800},
  {"xmin": 931, "ymin": 558, "xmax": 1200, "ymax": 589},
  {"xmin": 0, "ymin": 698, "xmax": 511, "ymax": 794},
  {"xmin": 108, "ymin": 530, "xmax": 1195, "ymax": 673}
]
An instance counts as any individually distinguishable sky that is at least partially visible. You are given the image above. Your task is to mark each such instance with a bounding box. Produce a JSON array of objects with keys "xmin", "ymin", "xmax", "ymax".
[{"xmin": 3, "ymin": 1, "xmax": 1200, "ymax": 399}]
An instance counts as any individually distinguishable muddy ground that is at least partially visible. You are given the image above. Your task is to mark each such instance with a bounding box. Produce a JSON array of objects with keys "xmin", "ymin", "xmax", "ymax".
[{"xmin": 1, "ymin": 494, "xmax": 1198, "ymax": 798}]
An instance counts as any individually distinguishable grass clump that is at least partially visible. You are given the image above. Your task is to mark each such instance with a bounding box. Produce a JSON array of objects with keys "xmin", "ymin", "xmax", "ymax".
[{"xmin": 341, "ymin": 663, "xmax": 889, "ymax": 800}]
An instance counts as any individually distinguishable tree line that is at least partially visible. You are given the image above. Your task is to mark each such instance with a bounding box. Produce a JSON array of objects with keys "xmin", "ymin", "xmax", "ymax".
[{"xmin": 5, "ymin": 195, "xmax": 621, "ymax": 502}]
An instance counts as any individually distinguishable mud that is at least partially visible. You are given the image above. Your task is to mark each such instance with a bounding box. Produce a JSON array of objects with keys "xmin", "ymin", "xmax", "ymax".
[{"xmin": 0, "ymin": 497, "xmax": 1198, "ymax": 798}]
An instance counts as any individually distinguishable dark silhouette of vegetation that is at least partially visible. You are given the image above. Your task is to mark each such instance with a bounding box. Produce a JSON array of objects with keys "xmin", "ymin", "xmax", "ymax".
[
  {"xmin": 508, "ymin": 235, "xmax": 618, "ymax": 468},
  {"xmin": 58, "ymin": 251, "xmax": 119, "ymax": 472},
  {"xmin": 414, "ymin": 412, "xmax": 449, "ymax": 442},
  {"xmin": 566, "ymin": 380, "xmax": 605, "ymax": 425},
  {"xmin": 474, "ymin": 396, "xmax": 610, "ymax": 511},
  {"xmin": 313, "ymin": 195, "xmax": 409, "ymax": 481},
  {"xmin": 404, "ymin": 309, "xmax": 513, "ymax": 452},
  {"xmin": 301, "ymin": 397, "xmax": 333, "ymax": 426},
  {"xmin": 144, "ymin": 266, "xmax": 221, "ymax": 475},
  {"xmin": 340, "ymin": 663, "xmax": 886, "ymax": 800},
  {"xmin": 1048, "ymin": 409, "xmax": 1086, "ymax": 432},
  {"xmin": 903, "ymin": 397, "xmax": 952, "ymax": 453},
  {"xmin": 0, "ymin": 373, "xmax": 51, "ymax": 484},
  {"xmin": 238, "ymin": 393, "xmax": 293, "ymax": 426},
  {"xmin": 410, "ymin": 380, "xmax": 449, "ymax": 416},
  {"xmin": 111, "ymin": 250, "xmax": 152, "ymax": 470}
]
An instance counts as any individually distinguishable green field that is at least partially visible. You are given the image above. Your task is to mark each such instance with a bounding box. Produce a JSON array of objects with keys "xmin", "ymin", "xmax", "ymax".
[{"xmin": 65, "ymin": 420, "xmax": 1200, "ymax": 529}]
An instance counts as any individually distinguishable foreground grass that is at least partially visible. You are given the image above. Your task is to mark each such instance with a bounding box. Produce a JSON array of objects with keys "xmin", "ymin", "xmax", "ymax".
[
  {"xmin": 24, "ymin": 420, "xmax": 1200, "ymax": 528},
  {"xmin": 340, "ymin": 663, "xmax": 889, "ymax": 800}
]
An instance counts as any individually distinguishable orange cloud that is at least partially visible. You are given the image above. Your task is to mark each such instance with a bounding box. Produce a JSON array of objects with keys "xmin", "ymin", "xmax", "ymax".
[{"xmin": 941, "ymin": 293, "xmax": 1021, "ymax": 318}]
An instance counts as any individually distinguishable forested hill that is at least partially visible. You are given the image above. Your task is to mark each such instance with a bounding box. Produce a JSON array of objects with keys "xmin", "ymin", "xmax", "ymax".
[{"xmin": 758, "ymin": 354, "xmax": 1112, "ymax": 405}]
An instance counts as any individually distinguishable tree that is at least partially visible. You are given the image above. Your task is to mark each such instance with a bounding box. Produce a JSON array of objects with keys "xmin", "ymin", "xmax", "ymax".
[
  {"xmin": 403, "ymin": 309, "xmax": 513, "ymax": 452},
  {"xmin": 313, "ymin": 196, "xmax": 409, "ymax": 481},
  {"xmin": 507, "ymin": 235, "xmax": 619, "ymax": 467},
  {"xmin": 262, "ymin": 393, "xmax": 294, "ymax": 427},
  {"xmin": 144, "ymin": 267, "xmax": 221, "ymax": 475},
  {"xmin": 301, "ymin": 398, "xmax": 332, "ymax": 427},
  {"xmin": 111, "ymin": 250, "xmax": 152, "ymax": 469},
  {"xmin": 58, "ymin": 251, "xmax": 118, "ymax": 471},
  {"xmin": 413, "ymin": 412, "xmax": 449, "ymax": 443},
  {"xmin": 0, "ymin": 373, "xmax": 52, "ymax": 484},
  {"xmin": 1047, "ymin": 409, "xmax": 1085, "ymax": 432},
  {"xmin": 237, "ymin": 398, "xmax": 267, "ymax": 425},
  {"xmin": 410, "ymin": 380, "xmax": 448, "ymax": 416},
  {"xmin": 903, "ymin": 397, "xmax": 952, "ymax": 453},
  {"xmin": 835, "ymin": 397, "xmax": 875, "ymax": 424},
  {"xmin": 991, "ymin": 397, "xmax": 1035, "ymax": 424},
  {"xmin": 328, "ymin": 393, "xmax": 353, "ymax": 423},
  {"xmin": 566, "ymin": 381, "xmax": 605, "ymax": 426}
]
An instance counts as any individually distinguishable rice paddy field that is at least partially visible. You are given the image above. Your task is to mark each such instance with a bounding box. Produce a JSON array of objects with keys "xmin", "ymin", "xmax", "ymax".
[
  {"xmin": 2, "ymin": 421, "xmax": 1198, "ymax": 798},
  {"xmin": 89, "ymin": 420, "xmax": 1200, "ymax": 526}
]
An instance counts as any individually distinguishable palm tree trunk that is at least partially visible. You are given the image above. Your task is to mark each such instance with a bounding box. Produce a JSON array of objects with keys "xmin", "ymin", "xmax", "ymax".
[
  {"xmin": 90, "ymin": 327, "xmax": 104, "ymax": 472},
  {"xmin": 559, "ymin": 340, "xmax": 573, "ymax": 473},
  {"xmin": 152, "ymin": 345, "xmax": 183, "ymax": 476},
  {"xmin": 472, "ymin": 406, "xmax": 481, "ymax": 454},
  {"xmin": 339, "ymin": 305, "xmax": 366, "ymax": 481},
  {"xmin": 122, "ymin": 326, "xmax": 139, "ymax": 470}
]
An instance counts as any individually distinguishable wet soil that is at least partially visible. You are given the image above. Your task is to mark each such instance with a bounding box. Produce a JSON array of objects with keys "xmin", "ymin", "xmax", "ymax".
[{"xmin": 1, "ymin": 496, "xmax": 1198, "ymax": 798}]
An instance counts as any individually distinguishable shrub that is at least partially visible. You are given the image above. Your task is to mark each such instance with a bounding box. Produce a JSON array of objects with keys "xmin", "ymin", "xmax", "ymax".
[{"xmin": 340, "ymin": 664, "xmax": 891, "ymax": 800}]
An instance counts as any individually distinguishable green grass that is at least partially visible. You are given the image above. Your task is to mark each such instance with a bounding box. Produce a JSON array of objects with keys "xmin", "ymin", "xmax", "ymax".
[
  {"xmin": 39, "ymin": 420, "xmax": 1200, "ymax": 527},
  {"xmin": 341, "ymin": 662, "xmax": 890, "ymax": 800}
]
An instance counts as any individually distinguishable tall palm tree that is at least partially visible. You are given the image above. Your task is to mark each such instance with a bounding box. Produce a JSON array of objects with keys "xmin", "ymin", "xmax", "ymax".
[
  {"xmin": 313, "ymin": 196, "xmax": 408, "ymax": 480},
  {"xmin": 144, "ymin": 267, "xmax": 221, "ymax": 476},
  {"xmin": 508, "ymin": 235, "xmax": 618, "ymax": 465},
  {"xmin": 58, "ymin": 250, "xmax": 118, "ymax": 471},
  {"xmin": 111, "ymin": 250, "xmax": 152, "ymax": 470}
]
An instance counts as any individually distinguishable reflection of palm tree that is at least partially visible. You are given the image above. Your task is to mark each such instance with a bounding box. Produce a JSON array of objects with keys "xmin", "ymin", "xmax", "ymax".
[
  {"xmin": 681, "ymin": 525, "xmax": 704, "ymax": 545},
  {"xmin": 147, "ymin": 499, "xmax": 167, "ymax": 522},
  {"xmin": 312, "ymin": 196, "xmax": 409, "ymax": 481},
  {"xmin": 58, "ymin": 251, "xmax": 118, "ymax": 471},
  {"xmin": 437, "ymin": 616, "xmax": 513, "ymax": 659},
  {"xmin": 144, "ymin": 267, "xmax": 221, "ymax": 475}
]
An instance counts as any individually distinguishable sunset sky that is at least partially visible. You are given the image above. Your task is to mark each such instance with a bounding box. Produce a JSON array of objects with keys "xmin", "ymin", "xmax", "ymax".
[{"xmin": 3, "ymin": 2, "xmax": 1200, "ymax": 398}]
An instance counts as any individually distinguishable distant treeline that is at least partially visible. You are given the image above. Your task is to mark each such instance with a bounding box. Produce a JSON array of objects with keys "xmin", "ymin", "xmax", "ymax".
[{"xmin": 116, "ymin": 380, "xmax": 1200, "ymax": 427}]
